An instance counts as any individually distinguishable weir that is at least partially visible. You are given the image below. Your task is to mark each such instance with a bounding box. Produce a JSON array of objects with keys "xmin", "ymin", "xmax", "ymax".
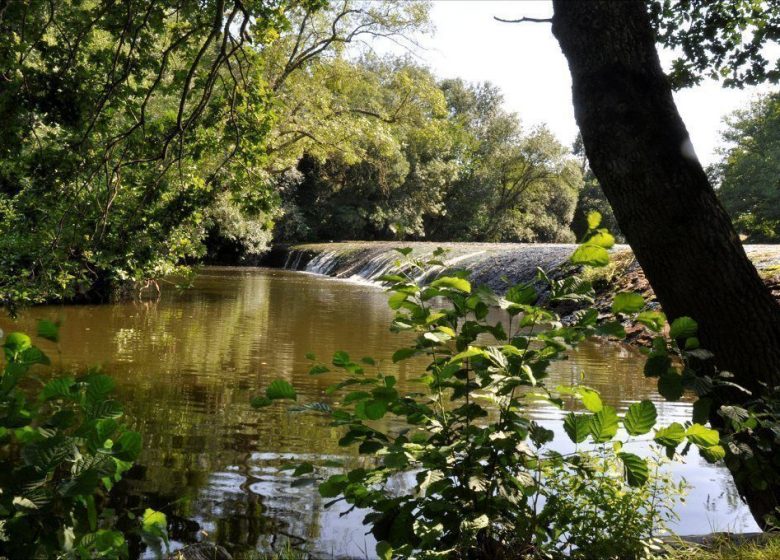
[
  {"xmin": 267, "ymin": 242, "xmax": 780, "ymax": 294},
  {"xmin": 271, "ymin": 242, "xmax": 621, "ymax": 291}
]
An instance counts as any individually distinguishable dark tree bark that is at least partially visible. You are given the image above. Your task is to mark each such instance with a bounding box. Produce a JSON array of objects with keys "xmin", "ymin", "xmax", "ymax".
[{"xmin": 551, "ymin": 0, "xmax": 780, "ymax": 527}]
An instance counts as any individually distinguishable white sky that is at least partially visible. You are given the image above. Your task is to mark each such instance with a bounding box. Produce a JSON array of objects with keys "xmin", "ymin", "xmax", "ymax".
[{"xmin": 417, "ymin": 0, "xmax": 774, "ymax": 165}]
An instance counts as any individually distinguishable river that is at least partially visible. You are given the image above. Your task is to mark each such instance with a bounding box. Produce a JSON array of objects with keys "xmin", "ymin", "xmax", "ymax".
[{"xmin": 0, "ymin": 267, "xmax": 759, "ymax": 558}]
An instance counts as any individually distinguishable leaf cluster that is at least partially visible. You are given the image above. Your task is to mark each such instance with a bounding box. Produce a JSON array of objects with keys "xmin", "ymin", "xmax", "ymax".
[
  {"xmin": 253, "ymin": 231, "xmax": 722, "ymax": 559},
  {"xmin": 0, "ymin": 322, "xmax": 166, "ymax": 558}
]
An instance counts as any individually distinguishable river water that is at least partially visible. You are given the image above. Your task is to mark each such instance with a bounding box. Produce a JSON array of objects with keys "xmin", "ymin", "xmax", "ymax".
[{"xmin": 0, "ymin": 267, "xmax": 759, "ymax": 558}]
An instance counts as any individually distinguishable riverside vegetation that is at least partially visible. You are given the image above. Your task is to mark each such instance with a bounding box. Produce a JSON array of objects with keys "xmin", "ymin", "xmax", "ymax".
[
  {"xmin": 0, "ymin": 214, "xmax": 777, "ymax": 558},
  {"xmin": 0, "ymin": 321, "xmax": 168, "ymax": 558},
  {"xmin": 251, "ymin": 212, "xmax": 777, "ymax": 559},
  {"xmin": 1, "ymin": 0, "xmax": 777, "ymax": 309}
]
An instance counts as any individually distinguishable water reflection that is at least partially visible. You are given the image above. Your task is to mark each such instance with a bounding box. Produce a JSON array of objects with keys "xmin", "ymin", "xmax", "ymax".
[{"xmin": 0, "ymin": 267, "xmax": 757, "ymax": 558}]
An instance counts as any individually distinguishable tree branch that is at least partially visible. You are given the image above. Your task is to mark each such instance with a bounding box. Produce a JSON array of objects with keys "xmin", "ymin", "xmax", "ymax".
[{"xmin": 493, "ymin": 16, "xmax": 552, "ymax": 24}]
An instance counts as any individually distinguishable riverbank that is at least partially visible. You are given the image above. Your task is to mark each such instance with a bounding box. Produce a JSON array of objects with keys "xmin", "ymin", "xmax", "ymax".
[{"xmin": 168, "ymin": 533, "xmax": 780, "ymax": 559}]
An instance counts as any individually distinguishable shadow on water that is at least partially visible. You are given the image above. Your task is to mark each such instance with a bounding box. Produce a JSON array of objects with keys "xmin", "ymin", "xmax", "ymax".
[{"xmin": 0, "ymin": 267, "xmax": 759, "ymax": 558}]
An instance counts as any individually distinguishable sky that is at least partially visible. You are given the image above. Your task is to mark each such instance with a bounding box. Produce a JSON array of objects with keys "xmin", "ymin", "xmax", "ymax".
[{"xmin": 412, "ymin": 1, "xmax": 774, "ymax": 166}]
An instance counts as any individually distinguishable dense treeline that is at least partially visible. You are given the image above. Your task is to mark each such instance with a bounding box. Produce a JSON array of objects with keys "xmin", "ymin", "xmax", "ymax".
[
  {"xmin": 0, "ymin": 0, "xmax": 775, "ymax": 307},
  {"xmin": 710, "ymin": 91, "xmax": 780, "ymax": 242},
  {"xmin": 271, "ymin": 75, "xmax": 582, "ymax": 246},
  {"xmin": 0, "ymin": 0, "xmax": 584, "ymax": 306}
]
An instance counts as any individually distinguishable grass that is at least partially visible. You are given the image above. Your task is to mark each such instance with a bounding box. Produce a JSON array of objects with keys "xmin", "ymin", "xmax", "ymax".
[
  {"xmin": 667, "ymin": 535, "xmax": 780, "ymax": 560},
  {"xmin": 580, "ymin": 247, "xmax": 636, "ymax": 287}
]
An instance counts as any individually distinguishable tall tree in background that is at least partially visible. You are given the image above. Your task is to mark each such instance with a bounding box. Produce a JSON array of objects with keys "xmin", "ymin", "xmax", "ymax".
[
  {"xmin": 545, "ymin": 0, "xmax": 780, "ymax": 526},
  {"xmin": 711, "ymin": 92, "xmax": 780, "ymax": 242}
]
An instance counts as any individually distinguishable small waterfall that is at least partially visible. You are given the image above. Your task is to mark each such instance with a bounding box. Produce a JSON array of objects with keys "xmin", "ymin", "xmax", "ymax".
[
  {"xmin": 305, "ymin": 251, "xmax": 341, "ymax": 275},
  {"xmin": 275, "ymin": 242, "xmax": 599, "ymax": 294}
]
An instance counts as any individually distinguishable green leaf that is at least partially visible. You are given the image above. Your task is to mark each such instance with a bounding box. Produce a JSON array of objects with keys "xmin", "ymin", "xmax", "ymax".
[
  {"xmin": 657, "ymin": 372, "xmax": 684, "ymax": 401},
  {"xmin": 388, "ymin": 291, "xmax": 408, "ymax": 310},
  {"xmin": 293, "ymin": 462, "xmax": 314, "ymax": 476},
  {"xmin": 623, "ymin": 400, "xmax": 658, "ymax": 436},
  {"xmin": 563, "ymin": 413, "xmax": 590, "ymax": 444},
  {"xmin": 319, "ymin": 474, "xmax": 348, "ymax": 498},
  {"xmin": 684, "ymin": 337, "xmax": 700, "ymax": 350},
  {"xmin": 570, "ymin": 244, "xmax": 610, "ymax": 267},
  {"xmin": 611, "ymin": 292, "xmax": 645, "ymax": 314},
  {"xmin": 308, "ymin": 364, "xmax": 330, "ymax": 375},
  {"xmin": 587, "ymin": 230, "xmax": 616, "ymax": 249},
  {"xmin": 596, "ymin": 321, "xmax": 626, "ymax": 339},
  {"xmin": 113, "ymin": 431, "xmax": 142, "ymax": 461},
  {"xmin": 636, "ymin": 311, "xmax": 666, "ymax": 332},
  {"xmin": 577, "ymin": 387, "xmax": 603, "ymax": 413},
  {"xmin": 266, "ymin": 379, "xmax": 297, "ymax": 401},
  {"xmin": 4, "ymin": 332, "xmax": 31, "ymax": 354},
  {"xmin": 250, "ymin": 396, "xmax": 273, "ymax": 408},
  {"xmin": 449, "ymin": 347, "xmax": 485, "ymax": 363},
  {"xmin": 618, "ymin": 452, "xmax": 649, "ymax": 486},
  {"xmin": 87, "ymin": 399, "xmax": 123, "ymax": 420},
  {"xmin": 587, "ymin": 211, "xmax": 602, "ymax": 230},
  {"xmin": 574, "ymin": 308, "xmax": 598, "ymax": 327},
  {"xmin": 86, "ymin": 374, "xmax": 116, "ymax": 404},
  {"xmin": 141, "ymin": 508, "xmax": 168, "ymax": 545},
  {"xmin": 669, "ymin": 316, "xmax": 698, "ymax": 339},
  {"xmin": 700, "ymin": 445, "xmax": 726, "ymax": 463},
  {"xmin": 644, "ymin": 354, "xmax": 671, "ymax": 378},
  {"xmin": 364, "ymin": 400, "xmax": 387, "ymax": 420},
  {"xmin": 685, "ymin": 424, "xmax": 719, "ymax": 447},
  {"xmin": 332, "ymin": 351, "xmax": 351, "ymax": 367},
  {"xmin": 395, "ymin": 247, "xmax": 413, "ymax": 256},
  {"xmin": 392, "ymin": 347, "xmax": 417, "ymax": 363},
  {"xmin": 343, "ymin": 391, "xmax": 372, "ymax": 404},
  {"xmin": 40, "ymin": 377, "xmax": 75, "ymax": 401},
  {"xmin": 654, "ymin": 422, "xmax": 686, "ymax": 447},
  {"xmin": 505, "ymin": 284, "xmax": 537, "ymax": 305},
  {"xmin": 376, "ymin": 541, "xmax": 393, "ymax": 560},
  {"xmin": 430, "ymin": 276, "xmax": 471, "ymax": 293},
  {"xmin": 37, "ymin": 320, "xmax": 60, "ymax": 343},
  {"xmin": 589, "ymin": 406, "xmax": 618, "ymax": 443},
  {"xmin": 20, "ymin": 346, "xmax": 50, "ymax": 366}
]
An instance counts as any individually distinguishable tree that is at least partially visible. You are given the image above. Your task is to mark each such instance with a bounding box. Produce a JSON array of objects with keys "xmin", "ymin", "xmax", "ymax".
[
  {"xmin": 0, "ymin": 0, "xmax": 308, "ymax": 306},
  {"xmin": 0, "ymin": 0, "xmax": 432, "ymax": 304},
  {"xmin": 537, "ymin": 0, "xmax": 780, "ymax": 526},
  {"xmin": 430, "ymin": 79, "xmax": 582, "ymax": 243},
  {"xmin": 711, "ymin": 92, "xmax": 780, "ymax": 242}
]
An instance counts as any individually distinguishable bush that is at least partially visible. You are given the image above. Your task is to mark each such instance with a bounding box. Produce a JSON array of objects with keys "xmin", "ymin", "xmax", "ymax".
[
  {"xmin": 253, "ymin": 213, "xmax": 723, "ymax": 559},
  {"xmin": 0, "ymin": 322, "xmax": 167, "ymax": 559}
]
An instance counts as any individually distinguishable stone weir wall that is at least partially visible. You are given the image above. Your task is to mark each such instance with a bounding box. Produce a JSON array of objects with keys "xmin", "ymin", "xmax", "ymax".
[
  {"xmin": 262, "ymin": 242, "xmax": 597, "ymax": 293},
  {"xmin": 262, "ymin": 242, "xmax": 780, "ymax": 299}
]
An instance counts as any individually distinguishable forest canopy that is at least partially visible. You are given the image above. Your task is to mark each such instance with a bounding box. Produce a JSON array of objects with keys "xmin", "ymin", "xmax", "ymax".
[
  {"xmin": 0, "ymin": 0, "xmax": 583, "ymax": 307},
  {"xmin": 0, "ymin": 0, "xmax": 776, "ymax": 308}
]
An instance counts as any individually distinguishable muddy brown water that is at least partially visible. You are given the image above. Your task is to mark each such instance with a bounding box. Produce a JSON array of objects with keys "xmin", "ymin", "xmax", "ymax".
[{"xmin": 0, "ymin": 267, "xmax": 758, "ymax": 558}]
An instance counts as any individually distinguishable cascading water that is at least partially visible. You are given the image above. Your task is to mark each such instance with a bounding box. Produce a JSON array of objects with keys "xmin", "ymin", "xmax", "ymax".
[{"xmin": 275, "ymin": 242, "xmax": 595, "ymax": 292}]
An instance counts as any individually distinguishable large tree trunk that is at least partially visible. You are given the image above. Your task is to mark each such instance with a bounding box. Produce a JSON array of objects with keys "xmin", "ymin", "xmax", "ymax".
[{"xmin": 551, "ymin": 0, "xmax": 780, "ymax": 528}]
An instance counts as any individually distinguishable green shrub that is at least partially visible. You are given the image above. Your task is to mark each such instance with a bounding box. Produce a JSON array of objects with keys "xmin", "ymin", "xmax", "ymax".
[
  {"xmin": 0, "ymin": 321, "xmax": 166, "ymax": 559},
  {"xmin": 253, "ymin": 213, "xmax": 722, "ymax": 559}
]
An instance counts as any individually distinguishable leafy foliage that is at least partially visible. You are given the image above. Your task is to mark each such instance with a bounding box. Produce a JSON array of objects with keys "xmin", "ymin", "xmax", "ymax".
[
  {"xmin": 0, "ymin": 0, "xmax": 321, "ymax": 306},
  {"xmin": 649, "ymin": 1, "xmax": 780, "ymax": 88},
  {"xmin": 710, "ymin": 91, "xmax": 780, "ymax": 241},
  {"xmin": 0, "ymin": 323, "xmax": 165, "ymax": 558},
  {"xmin": 276, "ymin": 74, "xmax": 583, "ymax": 244},
  {"xmin": 254, "ymin": 239, "xmax": 722, "ymax": 559}
]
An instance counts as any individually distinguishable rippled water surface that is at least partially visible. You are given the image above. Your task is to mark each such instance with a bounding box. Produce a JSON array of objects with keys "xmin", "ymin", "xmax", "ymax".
[{"xmin": 0, "ymin": 267, "xmax": 758, "ymax": 557}]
